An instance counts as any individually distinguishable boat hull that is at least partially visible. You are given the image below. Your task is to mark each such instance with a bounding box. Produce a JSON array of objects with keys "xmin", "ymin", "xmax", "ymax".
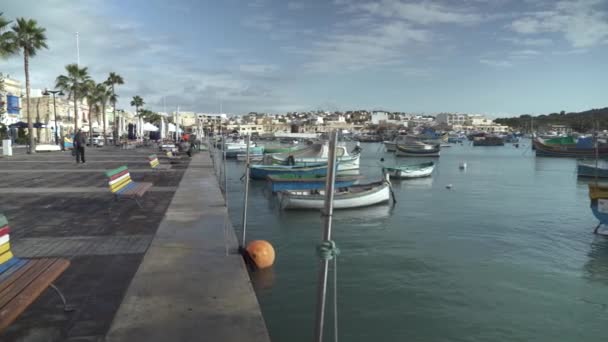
[
  {"xmin": 267, "ymin": 175, "xmax": 359, "ymax": 192},
  {"xmin": 249, "ymin": 163, "xmax": 327, "ymax": 180},
  {"xmin": 534, "ymin": 139, "xmax": 608, "ymax": 158},
  {"xmin": 384, "ymin": 141, "xmax": 396, "ymax": 152},
  {"xmin": 279, "ymin": 182, "xmax": 390, "ymax": 209},
  {"xmin": 395, "ymin": 145, "xmax": 440, "ymax": 157},
  {"xmin": 578, "ymin": 161, "xmax": 608, "ymax": 178},
  {"xmin": 384, "ymin": 163, "xmax": 434, "ymax": 179}
]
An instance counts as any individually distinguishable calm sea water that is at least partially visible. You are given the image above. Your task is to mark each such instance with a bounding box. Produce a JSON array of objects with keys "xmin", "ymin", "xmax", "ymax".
[{"xmin": 222, "ymin": 140, "xmax": 607, "ymax": 342}]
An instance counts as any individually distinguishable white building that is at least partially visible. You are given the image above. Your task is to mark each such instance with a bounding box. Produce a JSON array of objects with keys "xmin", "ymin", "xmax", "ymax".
[
  {"xmin": 371, "ymin": 111, "xmax": 389, "ymax": 124},
  {"xmin": 436, "ymin": 113, "xmax": 467, "ymax": 126}
]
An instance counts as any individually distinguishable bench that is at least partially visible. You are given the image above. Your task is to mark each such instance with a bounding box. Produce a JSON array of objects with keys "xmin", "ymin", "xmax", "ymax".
[
  {"xmin": 106, "ymin": 166, "xmax": 153, "ymax": 209},
  {"xmin": 148, "ymin": 154, "xmax": 171, "ymax": 171},
  {"xmin": 0, "ymin": 214, "xmax": 71, "ymax": 333}
]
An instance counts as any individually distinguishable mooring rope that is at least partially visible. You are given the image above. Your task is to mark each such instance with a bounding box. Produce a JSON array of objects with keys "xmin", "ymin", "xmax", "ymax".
[{"xmin": 317, "ymin": 240, "xmax": 340, "ymax": 342}]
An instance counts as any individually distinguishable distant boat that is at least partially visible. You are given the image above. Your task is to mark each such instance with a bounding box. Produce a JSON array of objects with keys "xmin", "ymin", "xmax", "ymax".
[
  {"xmin": 278, "ymin": 176, "xmax": 391, "ymax": 210},
  {"xmin": 578, "ymin": 160, "xmax": 608, "ymax": 178},
  {"xmin": 237, "ymin": 153, "xmax": 263, "ymax": 162},
  {"xmin": 271, "ymin": 143, "xmax": 361, "ymax": 171},
  {"xmin": 383, "ymin": 140, "xmax": 397, "ymax": 152},
  {"xmin": 225, "ymin": 146, "xmax": 264, "ymax": 158},
  {"xmin": 267, "ymin": 174, "xmax": 362, "ymax": 192},
  {"xmin": 534, "ymin": 137, "xmax": 608, "ymax": 157},
  {"xmin": 395, "ymin": 140, "xmax": 440, "ymax": 157},
  {"xmin": 589, "ymin": 183, "xmax": 608, "ymax": 232},
  {"xmin": 249, "ymin": 162, "xmax": 328, "ymax": 180},
  {"xmin": 472, "ymin": 135, "xmax": 504, "ymax": 146},
  {"xmin": 383, "ymin": 162, "xmax": 435, "ymax": 179},
  {"xmin": 262, "ymin": 145, "xmax": 302, "ymax": 154}
]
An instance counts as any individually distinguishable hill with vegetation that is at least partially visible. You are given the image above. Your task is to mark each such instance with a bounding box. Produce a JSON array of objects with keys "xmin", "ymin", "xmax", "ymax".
[{"xmin": 494, "ymin": 108, "xmax": 608, "ymax": 133}]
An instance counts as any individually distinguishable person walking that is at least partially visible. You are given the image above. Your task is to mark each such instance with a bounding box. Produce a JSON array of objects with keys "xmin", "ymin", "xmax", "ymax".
[{"xmin": 73, "ymin": 129, "xmax": 86, "ymax": 164}]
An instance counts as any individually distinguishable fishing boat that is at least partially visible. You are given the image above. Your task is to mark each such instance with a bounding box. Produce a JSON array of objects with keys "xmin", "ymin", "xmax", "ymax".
[
  {"xmin": 237, "ymin": 153, "xmax": 264, "ymax": 162},
  {"xmin": 472, "ymin": 134, "xmax": 504, "ymax": 146},
  {"xmin": 395, "ymin": 141, "xmax": 440, "ymax": 157},
  {"xmin": 278, "ymin": 176, "xmax": 391, "ymax": 210},
  {"xmin": 578, "ymin": 160, "xmax": 608, "ymax": 178},
  {"xmin": 249, "ymin": 162, "xmax": 328, "ymax": 180},
  {"xmin": 271, "ymin": 142, "xmax": 361, "ymax": 171},
  {"xmin": 383, "ymin": 162, "xmax": 435, "ymax": 179},
  {"xmin": 534, "ymin": 136, "xmax": 608, "ymax": 157},
  {"xmin": 225, "ymin": 146, "xmax": 265, "ymax": 158},
  {"xmin": 266, "ymin": 174, "xmax": 362, "ymax": 192},
  {"xmin": 383, "ymin": 140, "xmax": 397, "ymax": 152},
  {"xmin": 262, "ymin": 145, "xmax": 302, "ymax": 154}
]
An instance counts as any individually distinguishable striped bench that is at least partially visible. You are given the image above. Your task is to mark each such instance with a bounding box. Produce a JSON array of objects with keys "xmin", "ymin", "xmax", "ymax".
[
  {"xmin": 148, "ymin": 154, "xmax": 170, "ymax": 171},
  {"xmin": 106, "ymin": 166, "xmax": 153, "ymax": 208},
  {"xmin": 0, "ymin": 214, "xmax": 71, "ymax": 333}
]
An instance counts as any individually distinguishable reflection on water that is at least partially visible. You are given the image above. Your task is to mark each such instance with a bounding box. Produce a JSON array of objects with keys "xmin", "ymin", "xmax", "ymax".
[{"xmin": 584, "ymin": 238, "xmax": 608, "ymax": 286}]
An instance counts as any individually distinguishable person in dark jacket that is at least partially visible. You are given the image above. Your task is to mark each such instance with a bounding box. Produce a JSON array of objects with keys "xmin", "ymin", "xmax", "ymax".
[{"xmin": 73, "ymin": 129, "xmax": 86, "ymax": 164}]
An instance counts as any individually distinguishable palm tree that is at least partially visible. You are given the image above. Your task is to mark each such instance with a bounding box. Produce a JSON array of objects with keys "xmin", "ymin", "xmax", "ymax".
[
  {"xmin": 105, "ymin": 72, "xmax": 124, "ymax": 143},
  {"xmin": 82, "ymin": 80, "xmax": 104, "ymax": 146},
  {"xmin": 56, "ymin": 64, "xmax": 90, "ymax": 132},
  {"xmin": 3, "ymin": 18, "xmax": 48, "ymax": 152},
  {"xmin": 95, "ymin": 83, "xmax": 112, "ymax": 145},
  {"xmin": 0, "ymin": 13, "xmax": 12, "ymax": 57},
  {"xmin": 130, "ymin": 95, "xmax": 144, "ymax": 116}
]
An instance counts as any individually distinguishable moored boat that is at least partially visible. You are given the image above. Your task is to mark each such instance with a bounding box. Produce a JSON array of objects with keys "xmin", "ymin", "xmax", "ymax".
[
  {"xmin": 384, "ymin": 140, "xmax": 397, "ymax": 152},
  {"xmin": 472, "ymin": 135, "xmax": 504, "ymax": 146},
  {"xmin": 249, "ymin": 162, "xmax": 328, "ymax": 180},
  {"xmin": 534, "ymin": 137, "xmax": 608, "ymax": 157},
  {"xmin": 266, "ymin": 174, "xmax": 362, "ymax": 192},
  {"xmin": 383, "ymin": 162, "xmax": 435, "ymax": 179},
  {"xmin": 271, "ymin": 143, "xmax": 361, "ymax": 171},
  {"xmin": 578, "ymin": 160, "xmax": 608, "ymax": 178},
  {"xmin": 395, "ymin": 141, "xmax": 440, "ymax": 157},
  {"xmin": 262, "ymin": 145, "xmax": 302, "ymax": 154},
  {"xmin": 278, "ymin": 176, "xmax": 391, "ymax": 210},
  {"xmin": 225, "ymin": 146, "xmax": 265, "ymax": 158}
]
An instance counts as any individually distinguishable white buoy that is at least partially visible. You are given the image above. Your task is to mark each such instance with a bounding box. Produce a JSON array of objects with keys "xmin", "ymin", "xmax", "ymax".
[
  {"xmin": 459, "ymin": 162, "xmax": 467, "ymax": 170},
  {"xmin": 446, "ymin": 184, "xmax": 453, "ymax": 189}
]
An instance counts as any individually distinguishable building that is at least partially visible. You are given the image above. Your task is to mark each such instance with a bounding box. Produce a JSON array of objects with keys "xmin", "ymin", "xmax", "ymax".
[
  {"xmin": 371, "ymin": 111, "xmax": 389, "ymax": 125},
  {"xmin": 1, "ymin": 77, "xmax": 23, "ymax": 125},
  {"xmin": 436, "ymin": 113, "xmax": 467, "ymax": 126}
]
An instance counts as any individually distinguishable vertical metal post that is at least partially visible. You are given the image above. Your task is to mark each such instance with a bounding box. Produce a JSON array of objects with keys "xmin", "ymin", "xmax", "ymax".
[
  {"xmin": 314, "ymin": 131, "xmax": 338, "ymax": 342},
  {"xmin": 223, "ymin": 134, "xmax": 228, "ymax": 203},
  {"xmin": 241, "ymin": 135, "xmax": 251, "ymax": 248},
  {"xmin": 52, "ymin": 93, "xmax": 58, "ymax": 145}
]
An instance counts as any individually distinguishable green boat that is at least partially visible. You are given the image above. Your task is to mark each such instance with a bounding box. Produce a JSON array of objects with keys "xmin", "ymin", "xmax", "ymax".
[{"xmin": 263, "ymin": 145, "xmax": 302, "ymax": 154}]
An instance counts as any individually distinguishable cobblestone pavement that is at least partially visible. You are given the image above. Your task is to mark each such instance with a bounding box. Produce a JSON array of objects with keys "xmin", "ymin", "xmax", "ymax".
[{"xmin": 0, "ymin": 147, "xmax": 189, "ymax": 342}]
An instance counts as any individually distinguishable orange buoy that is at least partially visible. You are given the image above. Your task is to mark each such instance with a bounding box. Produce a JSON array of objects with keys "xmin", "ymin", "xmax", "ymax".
[{"xmin": 246, "ymin": 240, "xmax": 275, "ymax": 269}]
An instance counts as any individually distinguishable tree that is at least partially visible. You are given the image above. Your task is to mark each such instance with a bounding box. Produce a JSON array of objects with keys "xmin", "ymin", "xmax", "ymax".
[
  {"xmin": 95, "ymin": 83, "xmax": 112, "ymax": 145},
  {"xmin": 56, "ymin": 64, "xmax": 90, "ymax": 132},
  {"xmin": 130, "ymin": 95, "xmax": 144, "ymax": 115},
  {"xmin": 138, "ymin": 109, "xmax": 162, "ymax": 125},
  {"xmin": 82, "ymin": 80, "xmax": 106, "ymax": 146},
  {"xmin": 3, "ymin": 18, "xmax": 48, "ymax": 152},
  {"xmin": 105, "ymin": 72, "xmax": 124, "ymax": 144},
  {"xmin": 0, "ymin": 13, "xmax": 12, "ymax": 57}
]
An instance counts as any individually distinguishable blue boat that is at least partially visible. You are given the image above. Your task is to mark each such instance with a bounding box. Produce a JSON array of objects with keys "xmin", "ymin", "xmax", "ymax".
[
  {"xmin": 578, "ymin": 160, "xmax": 608, "ymax": 178},
  {"xmin": 249, "ymin": 162, "xmax": 328, "ymax": 180},
  {"xmin": 266, "ymin": 174, "xmax": 361, "ymax": 192}
]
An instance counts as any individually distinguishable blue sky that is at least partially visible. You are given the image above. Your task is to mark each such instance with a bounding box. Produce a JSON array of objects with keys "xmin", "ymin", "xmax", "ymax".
[{"xmin": 2, "ymin": 0, "xmax": 608, "ymax": 116}]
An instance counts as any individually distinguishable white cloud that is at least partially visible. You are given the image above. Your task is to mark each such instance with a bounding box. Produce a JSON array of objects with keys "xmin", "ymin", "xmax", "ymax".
[
  {"xmin": 350, "ymin": 0, "xmax": 483, "ymax": 25},
  {"xmin": 509, "ymin": 0, "xmax": 608, "ymax": 48},
  {"xmin": 502, "ymin": 37, "xmax": 553, "ymax": 46},
  {"xmin": 287, "ymin": 2, "xmax": 305, "ymax": 10},
  {"xmin": 304, "ymin": 21, "xmax": 430, "ymax": 72},
  {"xmin": 480, "ymin": 59, "xmax": 513, "ymax": 68},
  {"xmin": 241, "ymin": 13, "xmax": 274, "ymax": 31},
  {"xmin": 239, "ymin": 64, "xmax": 279, "ymax": 75}
]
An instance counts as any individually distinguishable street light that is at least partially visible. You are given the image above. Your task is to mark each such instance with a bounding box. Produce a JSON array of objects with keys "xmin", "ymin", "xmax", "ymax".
[{"xmin": 42, "ymin": 89, "xmax": 64, "ymax": 145}]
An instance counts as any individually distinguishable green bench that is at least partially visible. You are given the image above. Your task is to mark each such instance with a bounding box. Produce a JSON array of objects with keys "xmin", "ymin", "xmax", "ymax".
[
  {"xmin": 0, "ymin": 214, "xmax": 71, "ymax": 333},
  {"xmin": 106, "ymin": 166, "xmax": 153, "ymax": 208}
]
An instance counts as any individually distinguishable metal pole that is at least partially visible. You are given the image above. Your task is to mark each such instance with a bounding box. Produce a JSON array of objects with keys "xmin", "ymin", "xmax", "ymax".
[
  {"xmin": 314, "ymin": 131, "xmax": 339, "ymax": 342},
  {"xmin": 52, "ymin": 93, "xmax": 58, "ymax": 145},
  {"xmin": 241, "ymin": 135, "xmax": 251, "ymax": 248},
  {"xmin": 223, "ymin": 134, "xmax": 228, "ymax": 202}
]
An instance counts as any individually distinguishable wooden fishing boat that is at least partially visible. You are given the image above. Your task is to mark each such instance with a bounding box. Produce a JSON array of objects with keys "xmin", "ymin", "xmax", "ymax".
[
  {"xmin": 534, "ymin": 137, "xmax": 608, "ymax": 157},
  {"xmin": 225, "ymin": 146, "xmax": 264, "ymax": 158},
  {"xmin": 266, "ymin": 174, "xmax": 362, "ymax": 192},
  {"xmin": 472, "ymin": 134, "xmax": 504, "ymax": 146},
  {"xmin": 271, "ymin": 143, "xmax": 361, "ymax": 171},
  {"xmin": 578, "ymin": 160, "xmax": 608, "ymax": 178},
  {"xmin": 262, "ymin": 145, "xmax": 302, "ymax": 154},
  {"xmin": 278, "ymin": 176, "xmax": 391, "ymax": 210},
  {"xmin": 249, "ymin": 162, "xmax": 328, "ymax": 180},
  {"xmin": 395, "ymin": 142, "xmax": 440, "ymax": 157},
  {"xmin": 383, "ymin": 140, "xmax": 397, "ymax": 152},
  {"xmin": 383, "ymin": 162, "xmax": 435, "ymax": 179},
  {"xmin": 236, "ymin": 153, "xmax": 264, "ymax": 162},
  {"xmin": 589, "ymin": 183, "xmax": 608, "ymax": 232}
]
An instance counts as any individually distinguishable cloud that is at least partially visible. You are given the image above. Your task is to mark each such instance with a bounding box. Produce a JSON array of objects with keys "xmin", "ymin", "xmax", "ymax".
[
  {"xmin": 509, "ymin": 0, "xmax": 608, "ymax": 48},
  {"xmin": 480, "ymin": 59, "xmax": 513, "ymax": 68},
  {"xmin": 348, "ymin": 0, "xmax": 483, "ymax": 25},
  {"xmin": 303, "ymin": 21, "xmax": 430, "ymax": 72},
  {"xmin": 501, "ymin": 37, "xmax": 553, "ymax": 46},
  {"xmin": 287, "ymin": 2, "xmax": 305, "ymax": 10},
  {"xmin": 241, "ymin": 13, "xmax": 274, "ymax": 31}
]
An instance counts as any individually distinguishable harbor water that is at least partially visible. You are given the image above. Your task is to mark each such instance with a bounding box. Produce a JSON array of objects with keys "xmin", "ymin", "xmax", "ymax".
[{"xmin": 223, "ymin": 141, "xmax": 606, "ymax": 342}]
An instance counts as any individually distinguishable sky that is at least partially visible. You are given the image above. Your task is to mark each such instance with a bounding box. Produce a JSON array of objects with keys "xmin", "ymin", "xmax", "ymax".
[{"xmin": 2, "ymin": 0, "xmax": 608, "ymax": 116}]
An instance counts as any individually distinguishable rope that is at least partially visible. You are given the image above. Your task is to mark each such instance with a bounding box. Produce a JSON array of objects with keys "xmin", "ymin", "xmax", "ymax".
[
  {"xmin": 333, "ymin": 257, "xmax": 338, "ymax": 342},
  {"xmin": 317, "ymin": 240, "xmax": 340, "ymax": 260}
]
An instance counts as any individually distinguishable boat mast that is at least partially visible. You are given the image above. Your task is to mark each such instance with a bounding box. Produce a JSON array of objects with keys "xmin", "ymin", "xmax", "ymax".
[{"xmin": 314, "ymin": 130, "xmax": 339, "ymax": 342}]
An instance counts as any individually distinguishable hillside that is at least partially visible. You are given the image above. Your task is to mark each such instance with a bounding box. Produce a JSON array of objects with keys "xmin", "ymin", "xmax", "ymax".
[{"xmin": 494, "ymin": 108, "xmax": 608, "ymax": 133}]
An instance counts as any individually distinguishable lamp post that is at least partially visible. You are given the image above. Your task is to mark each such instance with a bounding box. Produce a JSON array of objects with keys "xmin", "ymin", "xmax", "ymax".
[{"xmin": 42, "ymin": 89, "xmax": 64, "ymax": 145}]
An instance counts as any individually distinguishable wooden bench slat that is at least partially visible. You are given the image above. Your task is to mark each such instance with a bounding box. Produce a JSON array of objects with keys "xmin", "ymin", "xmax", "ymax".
[
  {"xmin": 0, "ymin": 259, "xmax": 27, "ymax": 281},
  {"xmin": 0, "ymin": 226, "xmax": 9, "ymax": 237},
  {"xmin": 105, "ymin": 165, "xmax": 128, "ymax": 178},
  {"xmin": 0, "ymin": 259, "xmax": 54, "ymax": 304},
  {"xmin": 0, "ymin": 259, "xmax": 70, "ymax": 332}
]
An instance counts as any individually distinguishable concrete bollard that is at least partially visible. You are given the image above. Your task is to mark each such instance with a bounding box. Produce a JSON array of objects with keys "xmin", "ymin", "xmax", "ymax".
[{"xmin": 2, "ymin": 140, "xmax": 12, "ymax": 156}]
